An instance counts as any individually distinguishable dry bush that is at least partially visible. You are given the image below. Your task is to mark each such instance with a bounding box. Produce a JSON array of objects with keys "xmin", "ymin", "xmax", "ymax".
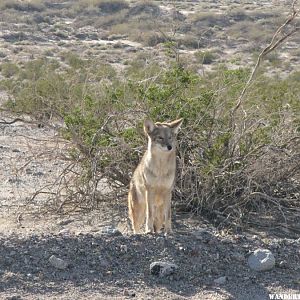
[
  {"xmin": 2, "ymin": 54, "xmax": 299, "ymax": 232},
  {"xmin": 75, "ymin": 0, "xmax": 128, "ymax": 13},
  {"xmin": 1, "ymin": 2, "xmax": 299, "ymax": 232},
  {"xmin": 192, "ymin": 12, "xmax": 230, "ymax": 28},
  {"xmin": 0, "ymin": 0, "xmax": 45, "ymax": 12},
  {"xmin": 128, "ymin": 1, "xmax": 161, "ymax": 18}
]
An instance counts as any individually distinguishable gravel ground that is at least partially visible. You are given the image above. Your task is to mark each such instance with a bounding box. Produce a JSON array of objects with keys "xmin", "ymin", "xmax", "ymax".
[{"xmin": 0, "ymin": 113, "xmax": 300, "ymax": 300}]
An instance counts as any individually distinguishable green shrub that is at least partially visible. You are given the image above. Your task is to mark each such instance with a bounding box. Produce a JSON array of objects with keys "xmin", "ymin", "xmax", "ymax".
[
  {"xmin": 177, "ymin": 35, "xmax": 204, "ymax": 49},
  {"xmin": 60, "ymin": 52, "xmax": 86, "ymax": 69},
  {"xmin": 0, "ymin": 62, "xmax": 19, "ymax": 78},
  {"xmin": 0, "ymin": 0, "xmax": 45, "ymax": 12},
  {"xmin": 3, "ymin": 57, "xmax": 299, "ymax": 229},
  {"xmin": 194, "ymin": 50, "xmax": 217, "ymax": 64}
]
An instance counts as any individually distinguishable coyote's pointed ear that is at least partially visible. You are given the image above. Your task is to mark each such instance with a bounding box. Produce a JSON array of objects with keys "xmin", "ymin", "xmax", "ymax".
[
  {"xmin": 169, "ymin": 118, "xmax": 183, "ymax": 134},
  {"xmin": 144, "ymin": 119, "xmax": 155, "ymax": 135}
]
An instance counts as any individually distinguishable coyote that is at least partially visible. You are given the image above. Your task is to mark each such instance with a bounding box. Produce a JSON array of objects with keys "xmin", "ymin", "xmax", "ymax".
[{"xmin": 128, "ymin": 118, "xmax": 183, "ymax": 234}]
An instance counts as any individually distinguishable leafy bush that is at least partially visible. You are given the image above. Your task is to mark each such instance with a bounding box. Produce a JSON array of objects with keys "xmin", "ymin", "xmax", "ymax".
[
  {"xmin": 194, "ymin": 50, "xmax": 217, "ymax": 64},
  {"xmin": 177, "ymin": 35, "xmax": 205, "ymax": 49},
  {"xmin": 0, "ymin": 62, "xmax": 19, "ymax": 78},
  {"xmin": 2, "ymin": 56, "xmax": 299, "ymax": 229},
  {"xmin": 0, "ymin": 0, "xmax": 45, "ymax": 12}
]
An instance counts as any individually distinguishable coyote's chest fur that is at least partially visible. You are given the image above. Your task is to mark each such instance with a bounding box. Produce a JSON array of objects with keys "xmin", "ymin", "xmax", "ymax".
[
  {"xmin": 128, "ymin": 118, "xmax": 183, "ymax": 234},
  {"xmin": 143, "ymin": 151, "xmax": 176, "ymax": 190}
]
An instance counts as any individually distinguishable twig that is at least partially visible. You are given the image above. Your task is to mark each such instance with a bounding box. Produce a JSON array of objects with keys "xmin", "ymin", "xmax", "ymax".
[
  {"xmin": 0, "ymin": 117, "xmax": 27, "ymax": 125},
  {"xmin": 231, "ymin": 1, "xmax": 299, "ymax": 122},
  {"xmin": 250, "ymin": 192, "xmax": 288, "ymax": 225}
]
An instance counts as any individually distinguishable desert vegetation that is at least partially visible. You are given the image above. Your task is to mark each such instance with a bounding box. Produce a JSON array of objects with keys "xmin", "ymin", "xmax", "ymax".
[{"xmin": 0, "ymin": 0, "xmax": 299, "ymax": 234}]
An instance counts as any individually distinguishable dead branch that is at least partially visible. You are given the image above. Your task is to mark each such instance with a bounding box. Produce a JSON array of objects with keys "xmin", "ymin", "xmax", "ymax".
[
  {"xmin": 231, "ymin": 0, "xmax": 299, "ymax": 121},
  {"xmin": 0, "ymin": 117, "xmax": 27, "ymax": 125}
]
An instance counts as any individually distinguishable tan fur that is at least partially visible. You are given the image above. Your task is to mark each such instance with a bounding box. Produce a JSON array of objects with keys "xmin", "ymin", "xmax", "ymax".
[{"xmin": 128, "ymin": 118, "xmax": 183, "ymax": 234}]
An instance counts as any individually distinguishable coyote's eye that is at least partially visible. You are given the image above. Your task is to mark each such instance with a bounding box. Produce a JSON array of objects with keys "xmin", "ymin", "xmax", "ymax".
[{"xmin": 158, "ymin": 136, "xmax": 163, "ymax": 141}]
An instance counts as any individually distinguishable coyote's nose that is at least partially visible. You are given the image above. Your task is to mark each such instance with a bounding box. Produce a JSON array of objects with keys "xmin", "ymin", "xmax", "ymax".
[{"xmin": 167, "ymin": 145, "xmax": 172, "ymax": 151}]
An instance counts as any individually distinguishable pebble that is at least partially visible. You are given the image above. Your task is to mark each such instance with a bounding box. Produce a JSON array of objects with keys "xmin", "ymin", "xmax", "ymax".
[
  {"xmin": 120, "ymin": 245, "xmax": 128, "ymax": 253},
  {"xmin": 49, "ymin": 255, "xmax": 68, "ymax": 270},
  {"xmin": 58, "ymin": 228, "xmax": 71, "ymax": 235},
  {"xmin": 101, "ymin": 226, "xmax": 122, "ymax": 236},
  {"xmin": 248, "ymin": 249, "xmax": 275, "ymax": 271},
  {"xmin": 278, "ymin": 260, "xmax": 287, "ymax": 268},
  {"xmin": 150, "ymin": 261, "xmax": 178, "ymax": 277},
  {"xmin": 123, "ymin": 290, "xmax": 136, "ymax": 297}
]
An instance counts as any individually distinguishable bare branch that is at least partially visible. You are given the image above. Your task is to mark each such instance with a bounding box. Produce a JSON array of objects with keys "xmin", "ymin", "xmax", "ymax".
[
  {"xmin": 0, "ymin": 117, "xmax": 28, "ymax": 125},
  {"xmin": 231, "ymin": 1, "xmax": 299, "ymax": 119}
]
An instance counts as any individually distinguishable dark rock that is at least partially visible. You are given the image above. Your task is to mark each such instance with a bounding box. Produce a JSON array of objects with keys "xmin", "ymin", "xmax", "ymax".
[{"xmin": 150, "ymin": 261, "xmax": 178, "ymax": 277}]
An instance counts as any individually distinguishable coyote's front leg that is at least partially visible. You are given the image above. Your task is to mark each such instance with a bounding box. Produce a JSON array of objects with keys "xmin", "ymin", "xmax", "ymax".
[
  {"xmin": 145, "ymin": 189, "xmax": 155, "ymax": 233},
  {"xmin": 164, "ymin": 192, "xmax": 173, "ymax": 235}
]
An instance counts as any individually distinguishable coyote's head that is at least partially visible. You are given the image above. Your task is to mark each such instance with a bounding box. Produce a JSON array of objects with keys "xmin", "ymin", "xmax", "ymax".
[{"xmin": 144, "ymin": 118, "xmax": 183, "ymax": 153}]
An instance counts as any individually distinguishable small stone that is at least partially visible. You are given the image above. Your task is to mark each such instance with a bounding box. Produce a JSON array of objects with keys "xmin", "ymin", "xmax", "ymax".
[
  {"xmin": 278, "ymin": 260, "xmax": 287, "ymax": 268},
  {"xmin": 49, "ymin": 255, "xmax": 68, "ymax": 270},
  {"xmin": 123, "ymin": 290, "xmax": 136, "ymax": 297},
  {"xmin": 178, "ymin": 246, "xmax": 185, "ymax": 252},
  {"xmin": 25, "ymin": 168, "xmax": 33, "ymax": 174},
  {"xmin": 248, "ymin": 249, "xmax": 275, "ymax": 271},
  {"xmin": 101, "ymin": 226, "xmax": 122, "ymax": 236},
  {"xmin": 150, "ymin": 261, "xmax": 178, "ymax": 277},
  {"xmin": 214, "ymin": 276, "xmax": 227, "ymax": 284},
  {"xmin": 120, "ymin": 245, "xmax": 128, "ymax": 253},
  {"xmin": 58, "ymin": 228, "xmax": 71, "ymax": 235}
]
